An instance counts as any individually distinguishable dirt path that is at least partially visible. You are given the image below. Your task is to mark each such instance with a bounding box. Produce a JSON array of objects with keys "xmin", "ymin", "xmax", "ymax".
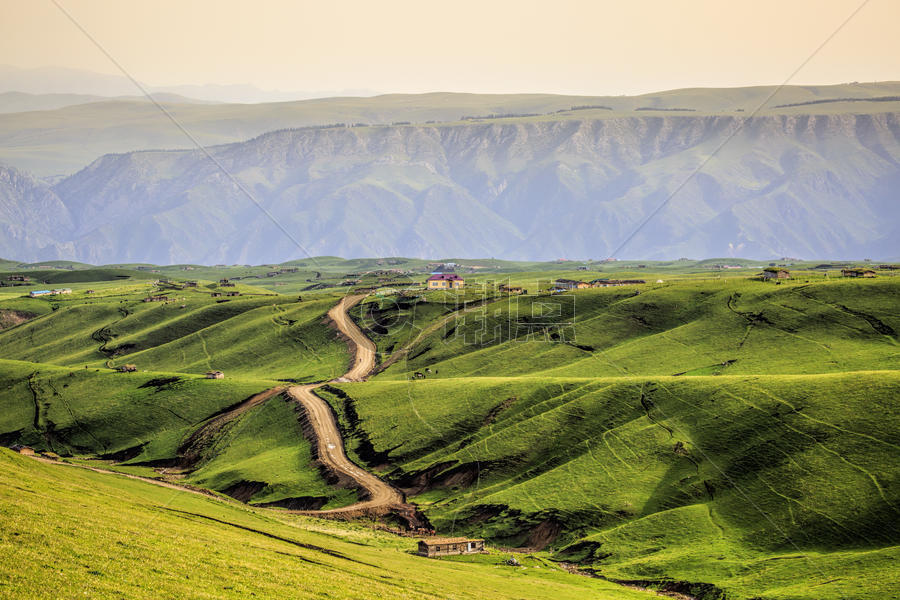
[
  {"xmin": 288, "ymin": 385, "xmax": 405, "ymax": 513},
  {"xmin": 287, "ymin": 294, "xmax": 423, "ymax": 525},
  {"xmin": 326, "ymin": 295, "xmax": 377, "ymax": 382}
]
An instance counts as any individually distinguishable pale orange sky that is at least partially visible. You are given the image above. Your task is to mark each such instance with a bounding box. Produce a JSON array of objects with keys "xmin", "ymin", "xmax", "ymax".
[{"xmin": 2, "ymin": 0, "xmax": 898, "ymax": 95}]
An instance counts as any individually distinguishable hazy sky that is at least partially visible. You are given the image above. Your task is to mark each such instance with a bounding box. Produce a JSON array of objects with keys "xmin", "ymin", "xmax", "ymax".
[{"xmin": 3, "ymin": 0, "xmax": 898, "ymax": 96}]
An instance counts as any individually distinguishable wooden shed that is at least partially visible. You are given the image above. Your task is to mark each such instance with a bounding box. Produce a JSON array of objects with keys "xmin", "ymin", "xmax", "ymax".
[
  {"xmin": 205, "ymin": 370, "xmax": 225, "ymax": 379},
  {"xmin": 417, "ymin": 537, "xmax": 485, "ymax": 558},
  {"xmin": 761, "ymin": 269, "xmax": 790, "ymax": 280}
]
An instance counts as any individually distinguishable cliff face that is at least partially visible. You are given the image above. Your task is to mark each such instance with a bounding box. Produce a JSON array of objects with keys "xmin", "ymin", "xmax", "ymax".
[
  {"xmin": 0, "ymin": 164, "xmax": 74, "ymax": 261},
  {"xmin": 8, "ymin": 112, "xmax": 900, "ymax": 262}
]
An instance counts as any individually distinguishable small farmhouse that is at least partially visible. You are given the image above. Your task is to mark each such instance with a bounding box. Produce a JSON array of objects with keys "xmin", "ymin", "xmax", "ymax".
[
  {"xmin": 10, "ymin": 444, "xmax": 35, "ymax": 456},
  {"xmin": 51, "ymin": 288, "xmax": 72, "ymax": 295},
  {"xmin": 116, "ymin": 364, "xmax": 137, "ymax": 372},
  {"xmin": 205, "ymin": 370, "xmax": 225, "ymax": 379},
  {"xmin": 7, "ymin": 275, "xmax": 29, "ymax": 282},
  {"xmin": 427, "ymin": 274, "xmax": 465, "ymax": 289},
  {"xmin": 29, "ymin": 290, "xmax": 52, "ymax": 297},
  {"xmin": 417, "ymin": 537, "xmax": 485, "ymax": 558},
  {"xmin": 761, "ymin": 269, "xmax": 790, "ymax": 280},
  {"xmin": 841, "ymin": 269, "xmax": 876, "ymax": 278},
  {"xmin": 143, "ymin": 295, "xmax": 168, "ymax": 302}
]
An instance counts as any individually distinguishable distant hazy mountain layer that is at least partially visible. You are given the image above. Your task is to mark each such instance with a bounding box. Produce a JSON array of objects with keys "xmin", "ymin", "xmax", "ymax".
[{"xmin": 2, "ymin": 111, "xmax": 898, "ymax": 263}]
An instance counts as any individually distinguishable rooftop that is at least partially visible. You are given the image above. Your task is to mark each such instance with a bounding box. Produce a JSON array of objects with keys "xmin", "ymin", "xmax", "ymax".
[
  {"xmin": 427, "ymin": 274, "xmax": 463, "ymax": 281},
  {"xmin": 419, "ymin": 537, "xmax": 483, "ymax": 545}
]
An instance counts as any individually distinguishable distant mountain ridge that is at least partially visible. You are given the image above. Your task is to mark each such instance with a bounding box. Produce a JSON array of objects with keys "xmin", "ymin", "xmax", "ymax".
[
  {"xmin": 2, "ymin": 82, "xmax": 900, "ymax": 176},
  {"xmin": 2, "ymin": 107, "xmax": 897, "ymax": 263}
]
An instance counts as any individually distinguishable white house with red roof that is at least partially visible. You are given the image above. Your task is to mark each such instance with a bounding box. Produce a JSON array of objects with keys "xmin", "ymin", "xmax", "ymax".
[{"xmin": 426, "ymin": 273, "xmax": 465, "ymax": 289}]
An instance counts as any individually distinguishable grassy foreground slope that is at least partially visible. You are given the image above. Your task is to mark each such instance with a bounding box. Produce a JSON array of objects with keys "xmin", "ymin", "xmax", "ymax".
[{"xmin": 0, "ymin": 450, "xmax": 648, "ymax": 600}]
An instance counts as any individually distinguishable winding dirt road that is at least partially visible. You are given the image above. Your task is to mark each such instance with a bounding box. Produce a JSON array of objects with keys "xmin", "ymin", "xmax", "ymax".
[
  {"xmin": 326, "ymin": 295, "xmax": 377, "ymax": 382},
  {"xmin": 287, "ymin": 294, "xmax": 421, "ymax": 525},
  {"xmin": 26, "ymin": 293, "xmax": 421, "ymax": 526}
]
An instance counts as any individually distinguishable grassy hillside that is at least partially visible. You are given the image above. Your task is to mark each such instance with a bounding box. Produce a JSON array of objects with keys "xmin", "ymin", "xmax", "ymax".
[
  {"xmin": 0, "ymin": 358, "xmax": 357, "ymax": 508},
  {"xmin": 363, "ymin": 277, "xmax": 899, "ymax": 380},
  {"xmin": 0, "ymin": 286, "xmax": 349, "ymax": 381},
  {"xmin": 0, "ymin": 359, "xmax": 273, "ymax": 458},
  {"xmin": 0, "ymin": 264, "xmax": 897, "ymax": 599},
  {"xmin": 321, "ymin": 371, "xmax": 900, "ymax": 599},
  {"xmin": 0, "ymin": 449, "xmax": 647, "ymax": 599},
  {"xmin": 183, "ymin": 392, "xmax": 360, "ymax": 509}
]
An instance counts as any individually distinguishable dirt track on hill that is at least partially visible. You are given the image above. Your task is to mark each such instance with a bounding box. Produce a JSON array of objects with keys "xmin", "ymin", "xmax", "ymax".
[
  {"xmin": 26, "ymin": 293, "xmax": 423, "ymax": 527},
  {"xmin": 287, "ymin": 294, "xmax": 424, "ymax": 526},
  {"xmin": 326, "ymin": 295, "xmax": 376, "ymax": 382}
]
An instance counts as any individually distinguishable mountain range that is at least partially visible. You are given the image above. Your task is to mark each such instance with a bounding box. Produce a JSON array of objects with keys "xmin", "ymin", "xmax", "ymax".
[{"xmin": 0, "ymin": 82, "xmax": 898, "ymax": 263}]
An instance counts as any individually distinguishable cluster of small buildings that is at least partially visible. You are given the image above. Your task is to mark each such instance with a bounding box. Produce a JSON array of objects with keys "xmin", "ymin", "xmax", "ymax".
[
  {"xmin": 29, "ymin": 288, "xmax": 72, "ymax": 298},
  {"xmin": 553, "ymin": 278, "xmax": 646, "ymax": 291},
  {"xmin": 499, "ymin": 284, "xmax": 525, "ymax": 294},
  {"xmin": 841, "ymin": 268, "xmax": 876, "ymax": 278},
  {"xmin": 265, "ymin": 267, "xmax": 300, "ymax": 277}
]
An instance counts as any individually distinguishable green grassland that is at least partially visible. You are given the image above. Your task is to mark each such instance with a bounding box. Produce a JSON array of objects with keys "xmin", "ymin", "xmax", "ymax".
[
  {"xmin": 0, "ymin": 261, "xmax": 898, "ymax": 599},
  {"xmin": 0, "ymin": 283, "xmax": 349, "ymax": 381},
  {"xmin": 0, "ymin": 358, "xmax": 354, "ymax": 508},
  {"xmin": 321, "ymin": 371, "xmax": 900, "ymax": 599},
  {"xmin": 0, "ymin": 449, "xmax": 648, "ymax": 600},
  {"xmin": 0, "ymin": 280, "xmax": 360, "ymax": 508},
  {"xmin": 364, "ymin": 277, "xmax": 898, "ymax": 380},
  {"xmin": 183, "ymin": 392, "xmax": 361, "ymax": 509}
]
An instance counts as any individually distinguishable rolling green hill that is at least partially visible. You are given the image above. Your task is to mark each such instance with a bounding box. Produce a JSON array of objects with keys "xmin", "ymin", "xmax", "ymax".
[
  {"xmin": 362, "ymin": 277, "xmax": 899, "ymax": 380},
  {"xmin": 0, "ymin": 265, "xmax": 897, "ymax": 599},
  {"xmin": 319, "ymin": 371, "xmax": 900, "ymax": 599}
]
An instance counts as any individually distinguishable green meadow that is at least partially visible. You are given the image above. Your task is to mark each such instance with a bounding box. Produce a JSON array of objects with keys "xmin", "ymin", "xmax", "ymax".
[
  {"xmin": 320, "ymin": 372, "xmax": 900, "ymax": 599},
  {"xmin": 1, "ymin": 260, "xmax": 898, "ymax": 599},
  {"xmin": 0, "ymin": 449, "xmax": 646, "ymax": 600}
]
